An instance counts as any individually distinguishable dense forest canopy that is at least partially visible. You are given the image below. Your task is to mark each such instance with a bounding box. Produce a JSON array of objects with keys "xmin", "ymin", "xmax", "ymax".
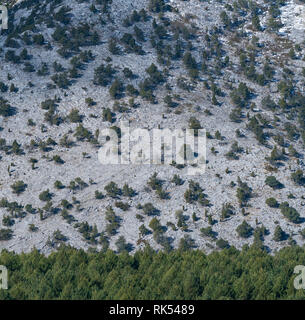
[{"xmin": 1, "ymin": 244, "xmax": 305, "ymax": 300}]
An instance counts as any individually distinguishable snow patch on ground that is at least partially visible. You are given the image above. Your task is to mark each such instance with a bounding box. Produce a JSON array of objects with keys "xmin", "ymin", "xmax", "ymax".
[{"xmin": 280, "ymin": 1, "xmax": 305, "ymax": 33}]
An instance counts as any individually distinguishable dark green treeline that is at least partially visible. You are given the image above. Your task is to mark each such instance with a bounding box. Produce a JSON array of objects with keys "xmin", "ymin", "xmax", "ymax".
[{"xmin": 1, "ymin": 244, "xmax": 305, "ymax": 300}]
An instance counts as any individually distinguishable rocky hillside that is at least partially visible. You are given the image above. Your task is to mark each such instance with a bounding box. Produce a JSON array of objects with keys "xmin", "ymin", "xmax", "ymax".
[{"xmin": 0, "ymin": 0, "xmax": 305, "ymax": 255}]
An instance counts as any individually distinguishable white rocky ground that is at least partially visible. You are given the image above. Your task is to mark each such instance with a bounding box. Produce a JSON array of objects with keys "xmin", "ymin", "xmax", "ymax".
[{"xmin": 0, "ymin": 0, "xmax": 305, "ymax": 255}]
